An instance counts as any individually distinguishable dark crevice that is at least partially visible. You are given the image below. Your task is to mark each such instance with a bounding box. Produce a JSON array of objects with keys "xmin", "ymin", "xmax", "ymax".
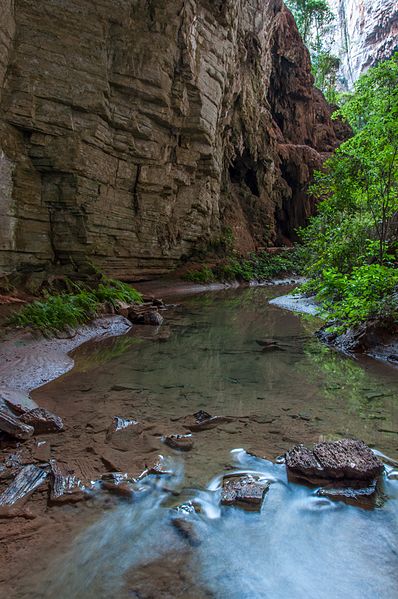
[{"xmin": 132, "ymin": 164, "xmax": 141, "ymax": 214}]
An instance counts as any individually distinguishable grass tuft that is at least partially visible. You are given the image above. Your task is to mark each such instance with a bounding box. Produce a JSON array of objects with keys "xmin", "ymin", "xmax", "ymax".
[{"xmin": 9, "ymin": 278, "xmax": 142, "ymax": 334}]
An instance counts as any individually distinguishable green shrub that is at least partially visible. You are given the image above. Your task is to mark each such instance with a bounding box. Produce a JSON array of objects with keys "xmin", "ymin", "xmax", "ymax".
[
  {"xmin": 183, "ymin": 247, "xmax": 305, "ymax": 284},
  {"xmin": 297, "ymin": 56, "xmax": 398, "ymax": 332},
  {"xmin": 183, "ymin": 267, "xmax": 216, "ymax": 284},
  {"xmin": 9, "ymin": 279, "xmax": 142, "ymax": 333}
]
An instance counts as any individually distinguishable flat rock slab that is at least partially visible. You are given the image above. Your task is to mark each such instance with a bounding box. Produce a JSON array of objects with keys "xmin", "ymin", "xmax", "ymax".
[
  {"xmin": 221, "ymin": 475, "xmax": 270, "ymax": 511},
  {"xmin": 186, "ymin": 410, "xmax": 231, "ymax": 432},
  {"xmin": 164, "ymin": 434, "xmax": 193, "ymax": 451},
  {"xmin": 0, "ymin": 389, "xmax": 39, "ymax": 414},
  {"xmin": 0, "ymin": 408, "xmax": 34, "ymax": 440},
  {"xmin": 316, "ymin": 479, "xmax": 377, "ymax": 501},
  {"xmin": 49, "ymin": 460, "xmax": 85, "ymax": 504},
  {"xmin": 285, "ymin": 439, "xmax": 383, "ymax": 481},
  {"xmin": 0, "ymin": 464, "xmax": 47, "ymax": 506},
  {"xmin": 20, "ymin": 408, "xmax": 64, "ymax": 434}
]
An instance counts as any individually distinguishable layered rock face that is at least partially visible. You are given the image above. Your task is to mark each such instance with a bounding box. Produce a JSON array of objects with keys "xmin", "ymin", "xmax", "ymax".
[
  {"xmin": 0, "ymin": 0, "xmax": 344, "ymax": 281},
  {"xmin": 330, "ymin": 0, "xmax": 398, "ymax": 89}
]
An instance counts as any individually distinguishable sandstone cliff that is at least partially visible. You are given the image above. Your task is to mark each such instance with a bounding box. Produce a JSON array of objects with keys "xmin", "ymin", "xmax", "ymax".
[
  {"xmin": 330, "ymin": 0, "xmax": 398, "ymax": 90},
  {"xmin": 0, "ymin": 0, "xmax": 344, "ymax": 282}
]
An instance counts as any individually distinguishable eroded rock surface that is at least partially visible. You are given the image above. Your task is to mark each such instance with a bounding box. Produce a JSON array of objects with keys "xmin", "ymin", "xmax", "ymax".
[
  {"xmin": 286, "ymin": 439, "xmax": 384, "ymax": 481},
  {"xmin": 221, "ymin": 475, "xmax": 270, "ymax": 510},
  {"xmin": 329, "ymin": 0, "xmax": 398, "ymax": 89},
  {"xmin": 0, "ymin": 0, "xmax": 345, "ymax": 281}
]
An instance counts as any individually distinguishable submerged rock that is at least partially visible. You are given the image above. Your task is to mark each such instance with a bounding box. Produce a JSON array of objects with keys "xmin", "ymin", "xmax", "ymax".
[
  {"xmin": 128, "ymin": 307, "xmax": 164, "ymax": 326},
  {"xmin": 221, "ymin": 475, "xmax": 270, "ymax": 511},
  {"xmin": 316, "ymin": 479, "xmax": 378, "ymax": 501},
  {"xmin": 49, "ymin": 459, "xmax": 86, "ymax": 504},
  {"xmin": 163, "ymin": 434, "xmax": 193, "ymax": 452},
  {"xmin": 187, "ymin": 410, "xmax": 231, "ymax": 432},
  {"xmin": 171, "ymin": 518, "xmax": 201, "ymax": 547},
  {"xmin": 20, "ymin": 408, "xmax": 64, "ymax": 434},
  {"xmin": 106, "ymin": 416, "xmax": 141, "ymax": 439},
  {"xmin": 285, "ymin": 439, "xmax": 383, "ymax": 481}
]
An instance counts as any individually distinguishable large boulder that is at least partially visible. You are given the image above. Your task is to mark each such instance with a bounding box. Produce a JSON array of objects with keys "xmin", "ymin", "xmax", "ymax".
[{"xmin": 285, "ymin": 439, "xmax": 384, "ymax": 481}]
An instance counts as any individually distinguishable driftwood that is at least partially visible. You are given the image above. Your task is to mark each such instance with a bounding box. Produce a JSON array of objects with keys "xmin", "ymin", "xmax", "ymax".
[
  {"xmin": 0, "ymin": 408, "xmax": 34, "ymax": 440},
  {"xmin": 0, "ymin": 464, "xmax": 47, "ymax": 506}
]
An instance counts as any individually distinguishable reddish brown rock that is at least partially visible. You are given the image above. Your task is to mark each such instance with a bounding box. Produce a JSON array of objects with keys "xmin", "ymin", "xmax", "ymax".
[
  {"xmin": 49, "ymin": 459, "xmax": 85, "ymax": 504},
  {"xmin": 163, "ymin": 434, "xmax": 193, "ymax": 452},
  {"xmin": 0, "ymin": 389, "xmax": 39, "ymax": 414},
  {"xmin": 0, "ymin": 408, "xmax": 34, "ymax": 440},
  {"xmin": 171, "ymin": 518, "xmax": 201, "ymax": 547},
  {"xmin": 0, "ymin": 0, "xmax": 346, "ymax": 281},
  {"xmin": 128, "ymin": 308, "xmax": 164, "ymax": 326},
  {"xmin": 221, "ymin": 475, "xmax": 270, "ymax": 511},
  {"xmin": 186, "ymin": 410, "xmax": 231, "ymax": 432},
  {"xmin": 20, "ymin": 408, "xmax": 64, "ymax": 434},
  {"xmin": 285, "ymin": 439, "xmax": 384, "ymax": 481}
]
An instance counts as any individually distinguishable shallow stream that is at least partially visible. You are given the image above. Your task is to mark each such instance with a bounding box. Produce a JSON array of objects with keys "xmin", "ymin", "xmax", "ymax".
[{"xmin": 17, "ymin": 286, "xmax": 398, "ymax": 598}]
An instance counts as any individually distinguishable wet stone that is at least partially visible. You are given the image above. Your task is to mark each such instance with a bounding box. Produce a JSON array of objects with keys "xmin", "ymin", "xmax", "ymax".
[
  {"xmin": 106, "ymin": 416, "xmax": 141, "ymax": 439},
  {"xmin": 171, "ymin": 518, "xmax": 201, "ymax": 547},
  {"xmin": 128, "ymin": 307, "xmax": 164, "ymax": 326},
  {"xmin": 141, "ymin": 456, "xmax": 173, "ymax": 478},
  {"xmin": 316, "ymin": 479, "xmax": 377, "ymax": 501},
  {"xmin": 0, "ymin": 464, "xmax": 47, "ymax": 506},
  {"xmin": 163, "ymin": 434, "xmax": 193, "ymax": 452},
  {"xmin": 187, "ymin": 411, "xmax": 230, "ymax": 432},
  {"xmin": 221, "ymin": 475, "xmax": 270, "ymax": 511},
  {"xmin": 49, "ymin": 459, "xmax": 86, "ymax": 504},
  {"xmin": 0, "ymin": 389, "xmax": 39, "ymax": 414},
  {"xmin": 102, "ymin": 481, "xmax": 133, "ymax": 498},
  {"xmin": 0, "ymin": 408, "xmax": 34, "ymax": 440},
  {"xmin": 20, "ymin": 408, "xmax": 64, "ymax": 434},
  {"xmin": 286, "ymin": 439, "xmax": 384, "ymax": 481}
]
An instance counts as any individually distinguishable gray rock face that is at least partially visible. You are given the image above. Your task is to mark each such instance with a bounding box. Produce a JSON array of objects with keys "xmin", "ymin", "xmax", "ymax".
[
  {"xmin": 330, "ymin": 0, "xmax": 398, "ymax": 89},
  {"xmin": 0, "ymin": 1, "xmax": 345, "ymax": 281}
]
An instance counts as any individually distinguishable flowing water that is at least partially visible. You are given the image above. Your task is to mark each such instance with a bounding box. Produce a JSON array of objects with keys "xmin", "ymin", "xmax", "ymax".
[{"xmin": 15, "ymin": 286, "xmax": 398, "ymax": 598}]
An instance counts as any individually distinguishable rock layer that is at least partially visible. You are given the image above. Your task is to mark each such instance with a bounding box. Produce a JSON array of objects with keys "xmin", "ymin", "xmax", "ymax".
[
  {"xmin": 0, "ymin": 0, "xmax": 345, "ymax": 281},
  {"xmin": 330, "ymin": 0, "xmax": 398, "ymax": 89}
]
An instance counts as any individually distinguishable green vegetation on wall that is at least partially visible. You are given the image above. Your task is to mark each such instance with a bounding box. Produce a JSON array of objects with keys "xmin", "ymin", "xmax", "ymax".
[
  {"xmin": 285, "ymin": 0, "xmax": 340, "ymax": 102},
  {"xmin": 299, "ymin": 55, "xmax": 398, "ymax": 331}
]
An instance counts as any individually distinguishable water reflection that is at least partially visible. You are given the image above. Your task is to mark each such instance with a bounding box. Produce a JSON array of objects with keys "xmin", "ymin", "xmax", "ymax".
[{"xmin": 70, "ymin": 286, "xmax": 398, "ymax": 456}]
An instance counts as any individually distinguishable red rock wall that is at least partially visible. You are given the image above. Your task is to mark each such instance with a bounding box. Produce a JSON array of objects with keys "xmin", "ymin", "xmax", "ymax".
[{"xmin": 0, "ymin": 0, "xmax": 345, "ymax": 281}]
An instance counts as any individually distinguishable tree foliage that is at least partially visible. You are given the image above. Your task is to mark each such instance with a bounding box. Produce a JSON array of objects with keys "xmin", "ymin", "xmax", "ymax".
[
  {"xmin": 286, "ymin": 0, "xmax": 340, "ymax": 102},
  {"xmin": 299, "ymin": 55, "xmax": 398, "ymax": 329}
]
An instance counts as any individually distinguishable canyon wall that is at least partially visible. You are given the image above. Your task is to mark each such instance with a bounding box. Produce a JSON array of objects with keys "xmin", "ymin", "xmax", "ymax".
[
  {"xmin": 0, "ymin": 0, "xmax": 344, "ymax": 282},
  {"xmin": 330, "ymin": 0, "xmax": 398, "ymax": 89}
]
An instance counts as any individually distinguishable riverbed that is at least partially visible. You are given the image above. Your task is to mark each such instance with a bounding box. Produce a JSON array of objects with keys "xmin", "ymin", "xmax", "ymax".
[{"xmin": 2, "ymin": 285, "xmax": 398, "ymax": 598}]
